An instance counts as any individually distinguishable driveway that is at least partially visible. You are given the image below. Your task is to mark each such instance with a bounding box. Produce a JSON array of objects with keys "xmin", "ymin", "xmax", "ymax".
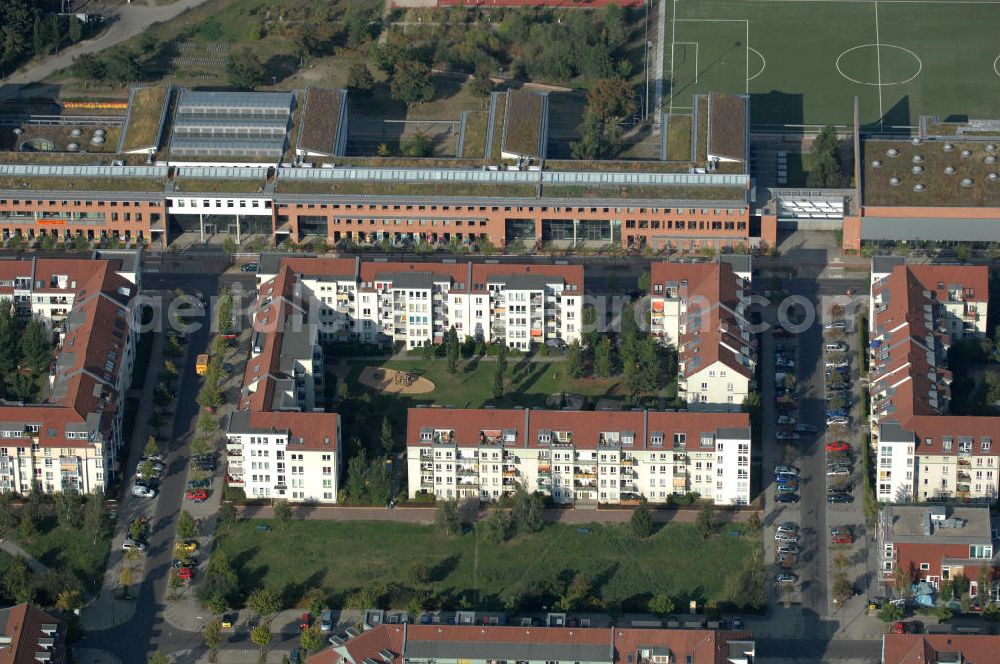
[{"xmin": 0, "ymin": 0, "xmax": 215, "ymax": 95}]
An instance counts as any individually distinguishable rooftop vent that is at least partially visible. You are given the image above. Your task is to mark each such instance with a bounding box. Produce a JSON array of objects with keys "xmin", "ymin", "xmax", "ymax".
[
  {"xmin": 889, "ymin": 177, "xmax": 901, "ymax": 186},
  {"xmin": 912, "ymin": 154, "xmax": 924, "ymax": 164},
  {"xmin": 912, "ymin": 165, "xmax": 924, "ymax": 174},
  {"xmin": 987, "ymin": 144, "xmax": 997, "ymax": 152},
  {"xmin": 871, "ymin": 160, "xmax": 882, "ymax": 168},
  {"xmin": 944, "ymin": 166, "xmax": 956, "ymax": 175},
  {"xmin": 887, "ymin": 148, "xmax": 900, "ymax": 157},
  {"xmin": 961, "ymin": 178, "xmax": 975, "ymax": 187},
  {"xmin": 70, "ymin": 128, "xmax": 82, "ymax": 138},
  {"xmin": 961, "ymin": 149, "xmax": 972, "ymax": 158},
  {"xmin": 913, "ymin": 183, "xmax": 926, "ymax": 192},
  {"xmin": 943, "ymin": 143, "xmax": 954, "ymax": 152},
  {"xmin": 989, "ymin": 173, "xmax": 999, "ymax": 181},
  {"xmin": 986, "ymin": 156, "xmax": 997, "ymax": 164},
  {"xmin": 911, "ymin": 137, "xmax": 921, "ymax": 146}
]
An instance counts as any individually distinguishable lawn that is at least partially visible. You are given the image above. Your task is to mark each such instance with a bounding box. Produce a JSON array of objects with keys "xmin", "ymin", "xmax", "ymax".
[
  {"xmin": 460, "ymin": 111, "xmax": 489, "ymax": 159},
  {"xmin": 668, "ymin": 0, "xmax": 1000, "ymax": 127},
  {"xmin": 666, "ymin": 114, "xmax": 692, "ymax": 162},
  {"xmin": 345, "ymin": 357, "xmax": 633, "ymax": 409},
  {"xmin": 215, "ymin": 519, "xmax": 760, "ymax": 611},
  {"xmin": 121, "ymin": 85, "xmax": 169, "ymax": 152}
]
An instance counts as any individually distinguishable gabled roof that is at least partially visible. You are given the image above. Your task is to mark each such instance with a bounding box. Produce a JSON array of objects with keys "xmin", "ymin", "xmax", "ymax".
[
  {"xmin": 882, "ymin": 633, "xmax": 1000, "ymax": 664},
  {"xmin": 0, "ymin": 603, "xmax": 62, "ymax": 664}
]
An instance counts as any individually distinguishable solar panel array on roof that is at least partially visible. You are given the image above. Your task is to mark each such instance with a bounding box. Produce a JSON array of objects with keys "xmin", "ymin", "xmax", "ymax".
[
  {"xmin": 177, "ymin": 166, "xmax": 268, "ymax": 179},
  {"xmin": 0, "ymin": 164, "xmax": 168, "ymax": 178},
  {"xmin": 170, "ymin": 89, "xmax": 293, "ymax": 158}
]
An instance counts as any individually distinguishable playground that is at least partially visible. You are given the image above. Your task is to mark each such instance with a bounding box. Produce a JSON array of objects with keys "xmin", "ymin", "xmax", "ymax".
[{"xmin": 358, "ymin": 366, "xmax": 436, "ymax": 395}]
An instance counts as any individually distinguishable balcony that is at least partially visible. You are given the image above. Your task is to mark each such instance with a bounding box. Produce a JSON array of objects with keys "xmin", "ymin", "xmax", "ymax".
[
  {"xmin": 537, "ymin": 465, "xmax": 551, "ymax": 477},
  {"xmin": 958, "ymin": 458, "xmax": 971, "ymax": 466},
  {"xmin": 958, "ymin": 471, "xmax": 972, "ymax": 482},
  {"xmin": 456, "ymin": 467, "xmax": 478, "ymax": 477},
  {"xmin": 503, "ymin": 469, "xmax": 518, "ymax": 478},
  {"xmin": 420, "ymin": 463, "xmax": 433, "ymax": 471},
  {"xmin": 620, "ymin": 457, "xmax": 635, "ymax": 467},
  {"xmin": 420, "ymin": 476, "xmax": 434, "ymax": 488}
]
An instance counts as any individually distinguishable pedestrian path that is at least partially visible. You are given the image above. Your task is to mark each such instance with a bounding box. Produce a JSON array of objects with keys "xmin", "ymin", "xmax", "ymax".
[{"xmin": 0, "ymin": 539, "xmax": 50, "ymax": 576}]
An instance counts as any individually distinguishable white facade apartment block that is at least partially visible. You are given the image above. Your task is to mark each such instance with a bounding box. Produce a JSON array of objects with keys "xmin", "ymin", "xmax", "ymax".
[
  {"xmin": 684, "ymin": 361, "xmax": 750, "ymax": 412},
  {"xmin": 406, "ymin": 410, "xmax": 752, "ymax": 506}
]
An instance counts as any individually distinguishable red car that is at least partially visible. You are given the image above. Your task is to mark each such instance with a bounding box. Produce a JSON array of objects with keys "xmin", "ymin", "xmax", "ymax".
[
  {"xmin": 185, "ymin": 489, "xmax": 208, "ymax": 502},
  {"xmin": 826, "ymin": 441, "xmax": 850, "ymax": 453},
  {"xmin": 177, "ymin": 567, "xmax": 193, "ymax": 581},
  {"xmin": 299, "ymin": 613, "xmax": 311, "ymax": 631},
  {"xmin": 893, "ymin": 621, "xmax": 916, "ymax": 634},
  {"xmin": 832, "ymin": 533, "xmax": 855, "ymax": 545}
]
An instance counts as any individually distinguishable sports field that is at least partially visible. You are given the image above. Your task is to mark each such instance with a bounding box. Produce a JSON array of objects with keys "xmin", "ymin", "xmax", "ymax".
[{"xmin": 665, "ymin": 0, "xmax": 1000, "ymax": 129}]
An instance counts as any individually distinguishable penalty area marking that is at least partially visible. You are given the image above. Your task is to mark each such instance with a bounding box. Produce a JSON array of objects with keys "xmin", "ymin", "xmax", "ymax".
[
  {"xmin": 994, "ymin": 54, "xmax": 1000, "ymax": 78},
  {"xmin": 674, "ymin": 42, "xmax": 701, "ymax": 83},
  {"xmin": 748, "ymin": 47, "xmax": 766, "ymax": 81},
  {"xmin": 835, "ymin": 43, "xmax": 923, "ymax": 85}
]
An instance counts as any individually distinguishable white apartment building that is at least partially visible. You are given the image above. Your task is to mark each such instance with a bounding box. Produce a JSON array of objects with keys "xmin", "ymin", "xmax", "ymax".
[
  {"xmin": 406, "ymin": 408, "xmax": 752, "ymax": 506},
  {"xmin": 256, "ymin": 256, "xmax": 584, "ymax": 351},
  {"xmin": 649, "ymin": 256, "xmax": 755, "ymax": 412},
  {"xmin": 869, "ymin": 258, "xmax": 998, "ymax": 503},
  {"xmin": 226, "ymin": 411, "xmax": 341, "ymax": 502},
  {"xmin": 0, "ymin": 255, "xmax": 141, "ymax": 494}
]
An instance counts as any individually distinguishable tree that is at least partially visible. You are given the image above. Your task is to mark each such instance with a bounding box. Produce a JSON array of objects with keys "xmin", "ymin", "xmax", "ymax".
[
  {"xmin": 807, "ymin": 125, "xmax": 842, "ymax": 188},
  {"xmin": 217, "ymin": 289, "xmax": 234, "ymax": 336},
  {"xmin": 227, "ymin": 49, "xmax": 266, "ymax": 89},
  {"xmin": 470, "ymin": 65, "xmax": 494, "ymax": 98},
  {"xmin": 177, "ymin": 511, "xmax": 198, "ymax": 540},
  {"xmin": 630, "ymin": 497, "xmax": 653, "ymax": 538},
  {"xmin": 56, "ymin": 588, "xmax": 83, "ymax": 612},
  {"xmin": 832, "ymin": 573, "xmax": 854, "ymax": 605},
  {"xmin": 648, "ymin": 593, "xmax": 675, "ymax": 616},
  {"xmin": 390, "ymin": 60, "xmax": 435, "ymax": 106},
  {"xmin": 203, "ymin": 619, "xmax": 222, "ymax": 663},
  {"xmin": 435, "ymin": 500, "xmax": 461, "ymax": 536},
  {"xmin": 492, "ymin": 361, "xmax": 504, "ymax": 399},
  {"xmin": 0, "ymin": 493, "xmax": 15, "ymax": 533},
  {"xmin": 723, "ymin": 551, "xmax": 767, "ymax": 610},
  {"xmin": 345, "ymin": 450, "xmax": 368, "ymax": 503},
  {"xmin": 380, "ymin": 416, "xmax": 394, "ymax": 456},
  {"xmin": 447, "ymin": 326, "xmax": 460, "ymax": 374},
  {"xmin": 878, "ymin": 603, "xmax": 903, "ymax": 623},
  {"xmin": 935, "ymin": 605, "xmax": 953, "ymax": 622},
  {"xmin": 483, "ymin": 508, "xmax": 510, "ymax": 545},
  {"xmin": 68, "ymin": 16, "xmax": 82, "ymax": 44},
  {"xmin": 406, "ymin": 561, "xmax": 430, "ymax": 586},
  {"xmin": 586, "ymin": 78, "xmax": 636, "ymax": 123},
  {"xmin": 344, "ymin": 7, "xmax": 375, "ymax": 50},
  {"xmin": 367, "ymin": 456, "xmax": 393, "ymax": 506},
  {"xmin": 148, "ymin": 653, "xmax": 172, "ymax": 664},
  {"xmin": 247, "ymin": 588, "xmax": 280, "ymax": 618},
  {"xmin": 20, "ymin": 319, "xmax": 52, "ymax": 374},
  {"xmin": 594, "ymin": 336, "xmax": 615, "ymax": 378},
  {"xmin": 250, "ymin": 623, "xmax": 273, "ymax": 663},
  {"xmin": 4, "ymin": 556, "xmax": 36, "ymax": 604},
  {"xmin": 346, "ymin": 62, "xmax": 375, "ymax": 95},
  {"xmin": 511, "ymin": 484, "xmax": 544, "ymax": 535},
  {"xmin": 0, "ymin": 300, "xmax": 18, "ymax": 376},
  {"xmin": 84, "ymin": 489, "xmax": 107, "ymax": 541},
  {"xmin": 696, "ymin": 503, "xmax": 717, "ymax": 539},
  {"xmin": 55, "ymin": 489, "xmax": 82, "ymax": 529},
  {"xmin": 978, "ymin": 566, "xmax": 993, "ymax": 606},
  {"xmin": 272, "ymin": 500, "xmax": 291, "ymax": 529},
  {"xmin": 301, "ymin": 624, "xmax": 325, "ymax": 654},
  {"xmin": 567, "ymin": 340, "xmax": 585, "ymax": 378},
  {"xmin": 138, "ymin": 459, "xmax": 156, "ymax": 484},
  {"xmin": 894, "ymin": 562, "xmax": 911, "ymax": 598},
  {"xmin": 218, "ymin": 501, "xmax": 238, "ymax": 532},
  {"xmin": 144, "ymin": 435, "xmax": 159, "ymax": 459},
  {"xmin": 556, "ymin": 572, "xmax": 591, "ymax": 612}
]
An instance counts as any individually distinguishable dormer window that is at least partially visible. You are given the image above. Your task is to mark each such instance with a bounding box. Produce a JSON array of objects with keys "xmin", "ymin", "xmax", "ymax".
[
  {"xmin": 538, "ymin": 431, "xmax": 552, "ymax": 444},
  {"xmin": 420, "ymin": 428, "xmax": 433, "ymax": 442},
  {"xmin": 650, "ymin": 432, "xmax": 663, "ymax": 447}
]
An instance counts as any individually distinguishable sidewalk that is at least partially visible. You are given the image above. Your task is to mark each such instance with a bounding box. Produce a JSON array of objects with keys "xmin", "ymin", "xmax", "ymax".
[
  {"xmin": 235, "ymin": 504, "xmax": 753, "ymax": 524},
  {"xmin": 0, "ymin": 539, "xmax": 50, "ymax": 576},
  {"xmin": 81, "ymin": 331, "xmax": 166, "ymax": 632}
]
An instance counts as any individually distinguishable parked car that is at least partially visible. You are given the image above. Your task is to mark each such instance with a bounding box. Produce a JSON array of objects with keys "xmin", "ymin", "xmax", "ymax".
[
  {"xmin": 171, "ymin": 557, "xmax": 198, "ymax": 568},
  {"xmin": 825, "ymin": 321, "xmax": 847, "ymax": 331},
  {"xmin": 419, "ymin": 613, "xmax": 432, "ymax": 625},
  {"xmin": 776, "ymin": 431, "xmax": 801, "ymax": 441},
  {"xmin": 299, "ymin": 613, "xmax": 311, "ymax": 631},
  {"xmin": 175, "ymin": 540, "xmax": 199, "ymax": 553},
  {"xmin": 829, "ymin": 484, "xmax": 854, "ymax": 494},
  {"xmin": 826, "ymin": 342, "xmax": 849, "ymax": 353},
  {"xmin": 177, "ymin": 567, "xmax": 193, "ymax": 581},
  {"xmin": 776, "ymin": 545, "xmax": 802, "ymax": 555},
  {"xmin": 187, "ymin": 478, "xmax": 211, "ymax": 489},
  {"xmin": 832, "ymin": 532, "xmax": 855, "ymax": 545},
  {"xmin": 825, "ymin": 360, "xmax": 850, "ymax": 368},
  {"xmin": 122, "ymin": 538, "xmax": 146, "ymax": 552},
  {"xmin": 776, "ymin": 573, "xmax": 798, "ymax": 585},
  {"xmin": 893, "ymin": 621, "xmax": 921, "ymax": 634},
  {"xmin": 777, "ymin": 415, "xmax": 796, "ymax": 425},
  {"xmin": 776, "ymin": 359, "xmax": 796, "ymax": 369},
  {"xmin": 827, "ymin": 409, "xmax": 849, "ymax": 418},
  {"xmin": 143, "ymin": 453, "xmax": 164, "ymax": 463},
  {"xmin": 794, "ymin": 424, "xmax": 818, "ymax": 434},
  {"xmin": 827, "ymin": 467, "xmax": 852, "ymax": 477},
  {"xmin": 776, "ymin": 521, "xmax": 799, "ymax": 534},
  {"xmin": 827, "ymin": 493, "xmax": 854, "ymax": 504},
  {"xmin": 774, "ymin": 466, "xmax": 799, "ymax": 477},
  {"xmin": 241, "ymin": 263, "xmax": 259, "ymax": 273},
  {"xmin": 826, "ymin": 416, "xmax": 850, "ymax": 426},
  {"xmin": 775, "ymin": 493, "xmax": 800, "ymax": 504},
  {"xmin": 775, "ymin": 531, "xmax": 800, "ymax": 543},
  {"xmin": 775, "ymin": 474, "xmax": 799, "ymax": 485},
  {"xmin": 131, "ymin": 484, "xmax": 156, "ymax": 499},
  {"xmin": 186, "ymin": 489, "xmax": 209, "ymax": 502},
  {"xmin": 776, "ymin": 483, "xmax": 799, "ymax": 494},
  {"xmin": 320, "ymin": 610, "xmax": 334, "ymax": 632}
]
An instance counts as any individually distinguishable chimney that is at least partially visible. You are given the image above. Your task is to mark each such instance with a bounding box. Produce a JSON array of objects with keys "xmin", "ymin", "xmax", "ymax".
[{"xmin": 922, "ymin": 510, "xmax": 932, "ymax": 536}]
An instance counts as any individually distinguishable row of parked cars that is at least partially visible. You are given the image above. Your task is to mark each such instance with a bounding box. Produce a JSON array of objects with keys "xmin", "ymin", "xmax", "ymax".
[
  {"xmin": 823, "ymin": 321, "xmax": 855, "ymax": 505},
  {"xmin": 774, "ymin": 519, "xmax": 801, "ymax": 585}
]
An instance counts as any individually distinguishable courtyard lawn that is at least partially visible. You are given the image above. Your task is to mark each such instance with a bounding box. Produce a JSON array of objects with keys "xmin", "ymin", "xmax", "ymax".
[
  {"xmin": 344, "ymin": 357, "xmax": 668, "ymax": 409},
  {"xmin": 215, "ymin": 520, "xmax": 760, "ymax": 611},
  {"xmin": 13, "ymin": 517, "xmax": 110, "ymax": 594}
]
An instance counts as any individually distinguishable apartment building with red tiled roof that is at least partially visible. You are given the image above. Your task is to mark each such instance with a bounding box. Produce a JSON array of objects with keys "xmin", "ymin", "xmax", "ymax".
[
  {"xmin": 649, "ymin": 256, "xmax": 755, "ymax": 412},
  {"xmin": 406, "ymin": 407, "xmax": 751, "ymax": 506},
  {"xmin": 0, "ymin": 254, "xmax": 140, "ymax": 495},
  {"xmin": 882, "ymin": 632, "xmax": 1000, "ymax": 663},
  {"xmin": 307, "ymin": 622, "xmax": 754, "ymax": 664},
  {"xmin": 867, "ymin": 258, "xmax": 996, "ymax": 504},
  {"xmin": 0, "ymin": 603, "xmax": 65, "ymax": 664},
  {"xmin": 255, "ymin": 255, "xmax": 584, "ymax": 351}
]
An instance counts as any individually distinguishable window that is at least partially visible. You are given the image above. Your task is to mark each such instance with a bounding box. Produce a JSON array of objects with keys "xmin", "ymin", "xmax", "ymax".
[{"xmin": 920, "ymin": 563, "xmax": 930, "ymax": 571}]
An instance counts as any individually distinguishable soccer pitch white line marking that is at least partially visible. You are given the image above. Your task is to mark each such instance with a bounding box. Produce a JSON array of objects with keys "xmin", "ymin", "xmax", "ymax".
[
  {"xmin": 874, "ymin": 0, "xmax": 884, "ymax": 128},
  {"xmin": 994, "ymin": 54, "xmax": 1000, "ymax": 78},
  {"xmin": 655, "ymin": 0, "xmax": 668, "ymax": 126},
  {"xmin": 667, "ymin": 0, "xmax": 677, "ymax": 117},
  {"xmin": 748, "ymin": 47, "xmax": 767, "ymax": 81},
  {"xmin": 674, "ymin": 42, "xmax": 701, "ymax": 82}
]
